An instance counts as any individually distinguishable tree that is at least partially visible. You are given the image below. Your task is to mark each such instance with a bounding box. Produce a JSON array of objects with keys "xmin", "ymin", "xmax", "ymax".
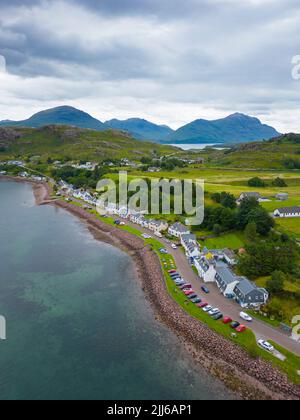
[
  {"xmin": 245, "ymin": 222, "xmax": 258, "ymax": 242},
  {"xmin": 272, "ymin": 177, "xmax": 287, "ymax": 187},
  {"xmin": 247, "ymin": 207, "xmax": 275, "ymax": 236},
  {"xmin": 267, "ymin": 271, "xmax": 286, "ymax": 294},
  {"xmin": 248, "ymin": 177, "xmax": 266, "ymax": 187},
  {"xmin": 237, "ymin": 197, "xmax": 260, "ymax": 230},
  {"xmin": 213, "ymin": 224, "xmax": 222, "ymax": 236}
]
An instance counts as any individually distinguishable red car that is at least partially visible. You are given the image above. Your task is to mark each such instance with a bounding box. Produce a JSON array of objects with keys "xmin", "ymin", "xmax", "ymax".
[
  {"xmin": 236, "ymin": 325, "xmax": 247, "ymax": 333},
  {"xmin": 168, "ymin": 270, "xmax": 177, "ymax": 274},
  {"xmin": 223, "ymin": 317, "xmax": 232, "ymax": 324},
  {"xmin": 184, "ymin": 290, "xmax": 195, "ymax": 296},
  {"xmin": 197, "ymin": 302, "xmax": 208, "ymax": 308}
]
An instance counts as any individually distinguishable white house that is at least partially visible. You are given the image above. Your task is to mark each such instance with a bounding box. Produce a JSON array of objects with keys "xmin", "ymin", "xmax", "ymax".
[
  {"xmin": 276, "ymin": 193, "xmax": 289, "ymax": 201},
  {"xmin": 223, "ymin": 249, "xmax": 237, "ymax": 266},
  {"xmin": 238, "ymin": 192, "xmax": 261, "ymax": 203},
  {"xmin": 168, "ymin": 222, "xmax": 190, "ymax": 238},
  {"xmin": 148, "ymin": 219, "xmax": 168, "ymax": 233},
  {"xmin": 194, "ymin": 254, "xmax": 217, "ymax": 283},
  {"xmin": 181, "ymin": 234, "xmax": 201, "ymax": 258},
  {"xmin": 274, "ymin": 206, "xmax": 300, "ymax": 218}
]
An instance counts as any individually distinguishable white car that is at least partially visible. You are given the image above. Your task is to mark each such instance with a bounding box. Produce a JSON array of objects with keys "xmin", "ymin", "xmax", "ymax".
[
  {"xmin": 258, "ymin": 340, "xmax": 275, "ymax": 353},
  {"xmin": 171, "ymin": 244, "xmax": 177, "ymax": 250},
  {"xmin": 203, "ymin": 306, "xmax": 213, "ymax": 313},
  {"xmin": 208, "ymin": 308, "xmax": 220, "ymax": 316},
  {"xmin": 142, "ymin": 234, "xmax": 152, "ymax": 239},
  {"xmin": 240, "ymin": 312, "xmax": 253, "ymax": 322}
]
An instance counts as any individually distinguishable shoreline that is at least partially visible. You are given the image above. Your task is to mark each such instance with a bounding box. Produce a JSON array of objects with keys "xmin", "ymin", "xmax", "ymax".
[{"xmin": 3, "ymin": 176, "xmax": 300, "ymax": 400}]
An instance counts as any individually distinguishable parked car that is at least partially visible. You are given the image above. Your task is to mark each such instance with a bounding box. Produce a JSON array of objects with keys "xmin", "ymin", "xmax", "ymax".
[
  {"xmin": 168, "ymin": 270, "xmax": 177, "ymax": 274},
  {"xmin": 258, "ymin": 340, "xmax": 275, "ymax": 353},
  {"xmin": 171, "ymin": 244, "xmax": 177, "ymax": 250},
  {"xmin": 240, "ymin": 312, "xmax": 253, "ymax": 322},
  {"xmin": 201, "ymin": 286, "xmax": 210, "ymax": 294},
  {"xmin": 223, "ymin": 317, "xmax": 232, "ymax": 324},
  {"xmin": 208, "ymin": 308, "xmax": 220, "ymax": 316},
  {"xmin": 212, "ymin": 313, "xmax": 223, "ymax": 321},
  {"xmin": 191, "ymin": 298, "xmax": 202, "ymax": 304},
  {"xmin": 188, "ymin": 294, "xmax": 198, "ymax": 300},
  {"xmin": 184, "ymin": 290, "xmax": 195, "ymax": 296},
  {"xmin": 114, "ymin": 220, "xmax": 121, "ymax": 225},
  {"xmin": 198, "ymin": 302, "xmax": 208, "ymax": 308},
  {"xmin": 179, "ymin": 284, "xmax": 192, "ymax": 290},
  {"xmin": 230, "ymin": 321, "xmax": 240, "ymax": 329},
  {"xmin": 236, "ymin": 325, "xmax": 247, "ymax": 333},
  {"xmin": 142, "ymin": 234, "xmax": 152, "ymax": 239},
  {"xmin": 203, "ymin": 305, "xmax": 213, "ymax": 313}
]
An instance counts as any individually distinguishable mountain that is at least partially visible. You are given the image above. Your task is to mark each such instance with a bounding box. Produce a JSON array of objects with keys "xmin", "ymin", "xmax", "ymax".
[
  {"xmin": 104, "ymin": 118, "xmax": 174, "ymax": 142},
  {"xmin": 0, "ymin": 106, "xmax": 105, "ymax": 131},
  {"xmin": 164, "ymin": 113, "xmax": 280, "ymax": 144},
  {"xmin": 0, "ymin": 107, "xmax": 280, "ymax": 144}
]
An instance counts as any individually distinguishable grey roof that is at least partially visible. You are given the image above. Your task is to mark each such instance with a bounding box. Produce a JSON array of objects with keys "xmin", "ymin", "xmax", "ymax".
[
  {"xmin": 223, "ymin": 248, "xmax": 236, "ymax": 259},
  {"xmin": 215, "ymin": 265, "xmax": 237, "ymax": 285},
  {"xmin": 276, "ymin": 206, "xmax": 300, "ymax": 214},
  {"xmin": 235, "ymin": 277, "xmax": 256, "ymax": 294},
  {"xmin": 181, "ymin": 234, "xmax": 197, "ymax": 242},
  {"xmin": 170, "ymin": 222, "xmax": 189, "ymax": 233},
  {"xmin": 150, "ymin": 219, "xmax": 167, "ymax": 226},
  {"xmin": 240, "ymin": 192, "xmax": 261, "ymax": 198}
]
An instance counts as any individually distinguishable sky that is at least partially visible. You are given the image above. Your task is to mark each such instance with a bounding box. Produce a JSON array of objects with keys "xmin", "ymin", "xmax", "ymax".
[{"xmin": 0, "ymin": 0, "xmax": 300, "ymax": 132}]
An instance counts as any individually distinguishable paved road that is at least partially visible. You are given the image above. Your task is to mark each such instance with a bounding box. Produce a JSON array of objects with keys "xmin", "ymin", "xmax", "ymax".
[{"xmin": 117, "ymin": 217, "xmax": 300, "ymax": 356}]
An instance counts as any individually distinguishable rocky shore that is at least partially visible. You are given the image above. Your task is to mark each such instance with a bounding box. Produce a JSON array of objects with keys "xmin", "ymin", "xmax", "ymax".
[{"xmin": 6, "ymin": 178, "xmax": 300, "ymax": 400}]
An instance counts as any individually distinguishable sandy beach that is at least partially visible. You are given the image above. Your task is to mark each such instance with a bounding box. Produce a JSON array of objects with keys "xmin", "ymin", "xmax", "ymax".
[{"xmin": 4, "ymin": 177, "xmax": 300, "ymax": 400}]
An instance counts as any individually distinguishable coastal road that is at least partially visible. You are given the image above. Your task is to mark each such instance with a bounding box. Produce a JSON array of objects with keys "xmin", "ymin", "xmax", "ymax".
[{"xmin": 117, "ymin": 217, "xmax": 300, "ymax": 356}]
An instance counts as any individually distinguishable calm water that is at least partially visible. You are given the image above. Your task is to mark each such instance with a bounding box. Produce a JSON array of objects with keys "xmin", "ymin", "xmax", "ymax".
[
  {"xmin": 170, "ymin": 143, "xmax": 226, "ymax": 150},
  {"xmin": 0, "ymin": 180, "xmax": 233, "ymax": 400}
]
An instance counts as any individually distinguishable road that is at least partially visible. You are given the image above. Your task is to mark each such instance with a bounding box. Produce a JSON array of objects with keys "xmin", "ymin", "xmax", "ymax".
[{"xmin": 117, "ymin": 217, "xmax": 300, "ymax": 356}]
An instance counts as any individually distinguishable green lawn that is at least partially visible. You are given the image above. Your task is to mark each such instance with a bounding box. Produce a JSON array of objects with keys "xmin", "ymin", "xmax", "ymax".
[{"xmin": 201, "ymin": 232, "xmax": 245, "ymax": 250}]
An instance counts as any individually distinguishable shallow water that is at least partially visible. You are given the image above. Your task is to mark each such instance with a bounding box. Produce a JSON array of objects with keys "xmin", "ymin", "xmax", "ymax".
[{"xmin": 0, "ymin": 180, "xmax": 233, "ymax": 400}]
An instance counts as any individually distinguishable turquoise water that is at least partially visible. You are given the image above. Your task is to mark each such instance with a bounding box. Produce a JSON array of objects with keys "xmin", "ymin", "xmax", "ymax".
[{"xmin": 0, "ymin": 180, "xmax": 232, "ymax": 400}]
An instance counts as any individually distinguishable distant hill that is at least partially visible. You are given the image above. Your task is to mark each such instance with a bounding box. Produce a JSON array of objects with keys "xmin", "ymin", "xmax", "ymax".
[
  {"xmin": 0, "ymin": 106, "xmax": 106, "ymax": 131},
  {"xmin": 0, "ymin": 107, "xmax": 280, "ymax": 144},
  {"xmin": 163, "ymin": 113, "xmax": 280, "ymax": 144},
  {"xmin": 104, "ymin": 118, "xmax": 174, "ymax": 142}
]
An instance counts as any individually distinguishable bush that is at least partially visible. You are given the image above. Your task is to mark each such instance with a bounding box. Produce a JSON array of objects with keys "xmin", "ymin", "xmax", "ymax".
[{"xmin": 248, "ymin": 177, "xmax": 266, "ymax": 187}]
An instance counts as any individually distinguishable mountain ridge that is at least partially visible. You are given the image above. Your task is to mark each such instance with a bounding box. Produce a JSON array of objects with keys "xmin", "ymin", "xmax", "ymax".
[{"xmin": 0, "ymin": 106, "xmax": 281, "ymax": 144}]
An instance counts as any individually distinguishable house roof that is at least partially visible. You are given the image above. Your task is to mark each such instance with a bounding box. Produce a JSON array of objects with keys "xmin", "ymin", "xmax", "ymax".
[
  {"xmin": 215, "ymin": 265, "xmax": 237, "ymax": 285},
  {"xmin": 181, "ymin": 234, "xmax": 197, "ymax": 242},
  {"xmin": 276, "ymin": 206, "xmax": 300, "ymax": 214},
  {"xmin": 240, "ymin": 192, "xmax": 261, "ymax": 199},
  {"xmin": 234, "ymin": 277, "xmax": 263, "ymax": 296},
  {"xmin": 223, "ymin": 248, "xmax": 236, "ymax": 260},
  {"xmin": 170, "ymin": 222, "xmax": 189, "ymax": 233}
]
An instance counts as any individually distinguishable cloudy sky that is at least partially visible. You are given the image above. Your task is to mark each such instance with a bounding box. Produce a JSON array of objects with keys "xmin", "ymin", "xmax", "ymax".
[{"xmin": 0, "ymin": 0, "xmax": 300, "ymax": 131}]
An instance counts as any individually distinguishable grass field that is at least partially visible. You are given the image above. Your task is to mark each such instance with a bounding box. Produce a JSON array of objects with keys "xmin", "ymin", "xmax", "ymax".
[{"xmin": 200, "ymin": 232, "xmax": 245, "ymax": 250}]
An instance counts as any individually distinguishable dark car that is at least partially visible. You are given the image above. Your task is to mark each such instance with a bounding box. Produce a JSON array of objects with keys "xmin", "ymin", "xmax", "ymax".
[
  {"xmin": 212, "ymin": 313, "xmax": 223, "ymax": 321},
  {"xmin": 201, "ymin": 286, "xmax": 210, "ymax": 294},
  {"xmin": 191, "ymin": 297, "xmax": 202, "ymax": 304},
  {"xmin": 188, "ymin": 294, "xmax": 198, "ymax": 300},
  {"xmin": 230, "ymin": 321, "xmax": 240, "ymax": 329},
  {"xmin": 114, "ymin": 220, "xmax": 121, "ymax": 225}
]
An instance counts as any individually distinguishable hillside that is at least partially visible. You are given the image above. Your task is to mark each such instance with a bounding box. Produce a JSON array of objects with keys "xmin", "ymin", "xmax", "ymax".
[
  {"xmin": 104, "ymin": 118, "xmax": 174, "ymax": 142},
  {"xmin": 0, "ymin": 126, "xmax": 177, "ymax": 161},
  {"xmin": 0, "ymin": 106, "xmax": 106, "ymax": 131},
  {"xmin": 164, "ymin": 113, "xmax": 280, "ymax": 144},
  {"xmin": 208, "ymin": 133, "xmax": 300, "ymax": 169}
]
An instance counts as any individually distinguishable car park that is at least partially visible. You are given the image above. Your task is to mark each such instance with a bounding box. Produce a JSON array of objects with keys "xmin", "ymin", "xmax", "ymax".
[{"xmin": 258, "ymin": 340, "xmax": 275, "ymax": 352}]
